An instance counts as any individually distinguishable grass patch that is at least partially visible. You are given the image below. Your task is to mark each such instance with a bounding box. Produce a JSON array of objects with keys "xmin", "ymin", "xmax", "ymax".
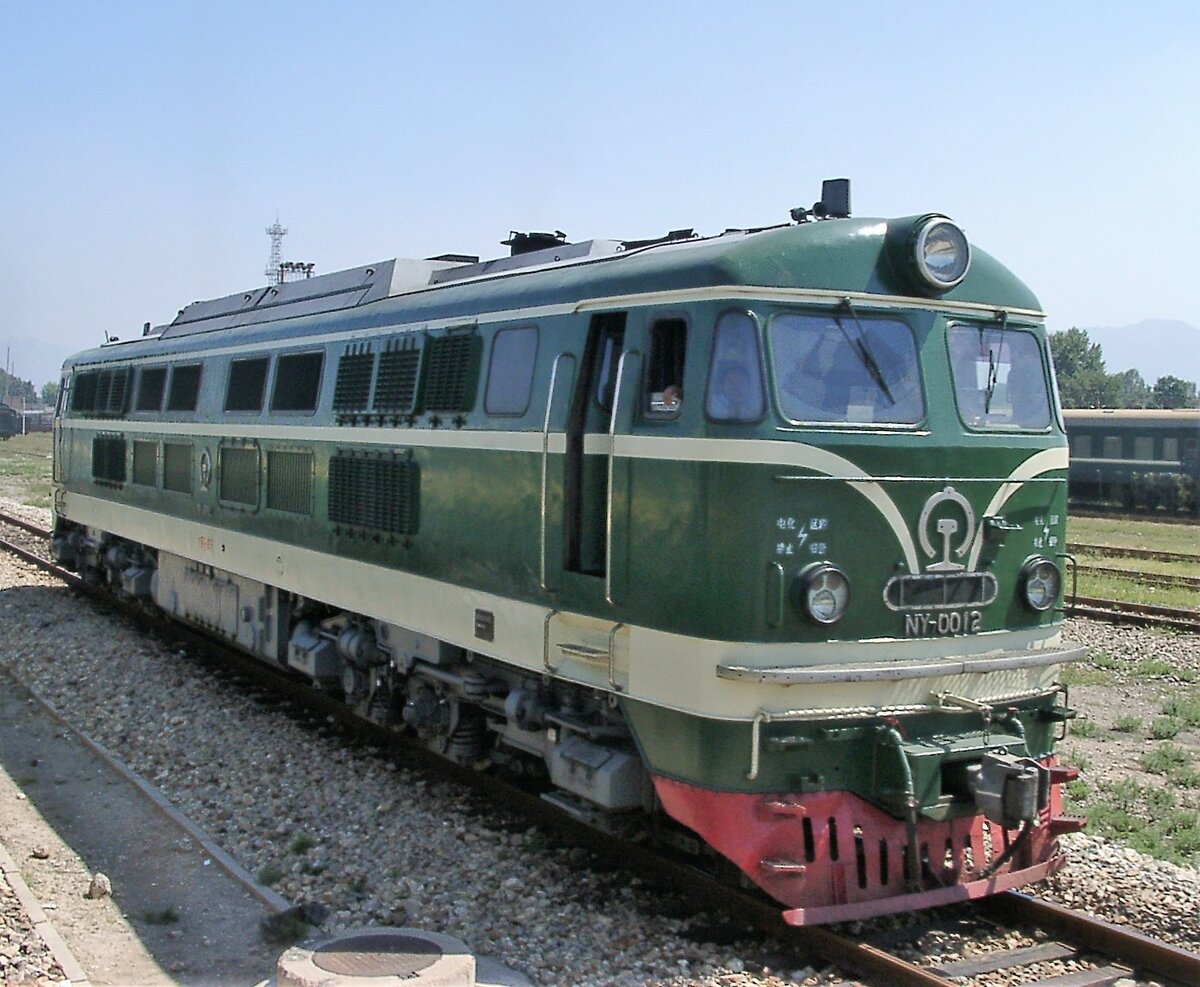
[
  {"xmin": 1076, "ymin": 571, "xmax": 1200, "ymax": 611},
  {"xmin": 0, "ymin": 432, "xmax": 53, "ymax": 508},
  {"xmin": 15, "ymin": 774, "xmax": 37, "ymax": 787},
  {"xmin": 1068, "ymin": 516, "xmax": 1200, "ymax": 556},
  {"xmin": 1070, "ymin": 719, "xmax": 1100, "ymax": 739},
  {"xmin": 1060, "ymin": 666, "xmax": 1114, "ymax": 687},
  {"xmin": 1149, "ymin": 717, "xmax": 1183, "ymax": 740},
  {"xmin": 143, "ymin": 906, "xmax": 179, "ymax": 925},
  {"xmin": 1112, "ymin": 715, "xmax": 1142, "ymax": 733},
  {"xmin": 1071, "ymin": 777, "xmax": 1200, "ymax": 866},
  {"xmin": 1141, "ymin": 744, "xmax": 1192, "ymax": 777},
  {"xmin": 1091, "ymin": 651, "xmax": 1122, "ymax": 671},
  {"xmin": 1061, "ymin": 747, "xmax": 1091, "ymax": 772},
  {"xmin": 260, "ymin": 913, "xmax": 310, "ymax": 947},
  {"xmin": 1163, "ymin": 693, "xmax": 1200, "ymax": 727},
  {"xmin": 256, "ymin": 864, "xmax": 285, "ymax": 886},
  {"xmin": 288, "ymin": 835, "xmax": 315, "ymax": 855},
  {"xmin": 1134, "ymin": 658, "xmax": 1176, "ymax": 678}
]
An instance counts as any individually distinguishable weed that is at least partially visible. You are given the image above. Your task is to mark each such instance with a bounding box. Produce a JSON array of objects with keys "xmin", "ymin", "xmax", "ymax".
[
  {"xmin": 1135, "ymin": 658, "xmax": 1175, "ymax": 678},
  {"xmin": 1062, "ymin": 747, "xmax": 1091, "ymax": 772},
  {"xmin": 348, "ymin": 876, "xmax": 368, "ymax": 893},
  {"xmin": 1167, "ymin": 765, "xmax": 1200, "ymax": 788},
  {"xmin": 1071, "ymin": 719, "xmax": 1100, "ymax": 739},
  {"xmin": 1141, "ymin": 744, "xmax": 1192, "ymax": 777},
  {"xmin": 289, "ymin": 835, "xmax": 315, "ymax": 855},
  {"xmin": 1091, "ymin": 651, "xmax": 1121, "ymax": 671},
  {"xmin": 257, "ymin": 864, "xmax": 284, "ymax": 886},
  {"xmin": 1149, "ymin": 717, "xmax": 1183, "ymax": 740},
  {"xmin": 260, "ymin": 913, "xmax": 310, "ymax": 948},
  {"xmin": 143, "ymin": 906, "xmax": 179, "ymax": 925},
  {"xmin": 15, "ymin": 774, "xmax": 37, "ymax": 787},
  {"xmin": 1060, "ymin": 666, "xmax": 1114, "ymax": 687},
  {"xmin": 1112, "ymin": 715, "xmax": 1142, "ymax": 734},
  {"xmin": 1065, "ymin": 779, "xmax": 1089, "ymax": 803},
  {"xmin": 1162, "ymin": 693, "xmax": 1200, "ymax": 727},
  {"xmin": 303, "ymin": 862, "xmax": 328, "ymax": 876}
]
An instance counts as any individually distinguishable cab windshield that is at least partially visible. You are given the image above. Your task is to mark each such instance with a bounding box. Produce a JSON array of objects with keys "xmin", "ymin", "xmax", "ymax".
[
  {"xmin": 769, "ymin": 312, "xmax": 923, "ymax": 425},
  {"xmin": 948, "ymin": 324, "xmax": 1052, "ymax": 430}
]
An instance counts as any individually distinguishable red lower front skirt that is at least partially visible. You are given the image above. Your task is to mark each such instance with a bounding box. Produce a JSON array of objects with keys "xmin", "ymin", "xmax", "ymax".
[{"xmin": 652, "ymin": 760, "xmax": 1084, "ymax": 925}]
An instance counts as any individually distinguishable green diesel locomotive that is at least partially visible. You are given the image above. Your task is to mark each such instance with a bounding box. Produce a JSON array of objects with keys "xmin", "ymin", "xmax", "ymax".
[{"xmin": 52, "ymin": 181, "xmax": 1083, "ymax": 923}]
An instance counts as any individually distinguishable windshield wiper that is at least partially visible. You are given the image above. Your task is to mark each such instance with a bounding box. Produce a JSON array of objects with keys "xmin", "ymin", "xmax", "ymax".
[
  {"xmin": 835, "ymin": 299, "xmax": 895, "ymax": 406},
  {"xmin": 982, "ymin": 310, "xmax": 1008, "ymax": 414}
]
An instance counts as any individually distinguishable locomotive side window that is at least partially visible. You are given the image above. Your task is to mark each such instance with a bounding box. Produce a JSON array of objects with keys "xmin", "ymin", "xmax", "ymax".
[
  {"xmin": 948, "ymin": 325, "xmax": 1050, "ymax": 430},
  {"xmin": 484, "ymin": 326, "xmax": 538, "ymax": 416},
  {"xmin": 166, "ymin": 364, "xmax": 203, "ymax": 412},
  {"xmin": 136, "ymin": 367, "xmax": 167, "ymax": 412},
  {"xmin": 271, "ymin": 352, "xmax": 324, "ymax": 412},
  {"xmin": 646, "ymin": 318, "xmax": 686, "ymax": 416},
  {"xmin": 225, "ymin": 357, "xmax": 270, "ymax": 412},
  {"xmin": 705, "ymin": 311, "xmax": 766, "ymax": 423},
  {"xmin": 770, "ymin": 313, "xmax": 921, "ymax": 425}
]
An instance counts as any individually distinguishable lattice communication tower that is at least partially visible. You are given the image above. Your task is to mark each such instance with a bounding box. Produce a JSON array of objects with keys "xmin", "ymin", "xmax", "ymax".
[{"xmin": 265, "ymin": 218, "xmax": 288, "ymax": 284}]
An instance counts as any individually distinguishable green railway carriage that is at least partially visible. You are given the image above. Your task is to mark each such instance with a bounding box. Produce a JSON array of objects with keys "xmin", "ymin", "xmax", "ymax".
[
  {"xmin": 1064, "ymin": 408, "xmax": 1200, "ymax": 515},
  {"xmin": 52, "ymin": 184, "xmax": 1083, "ymax": 923},
  {"xmin": 0, "ymin": 403, "xmax": 18, "ymax": 440}
]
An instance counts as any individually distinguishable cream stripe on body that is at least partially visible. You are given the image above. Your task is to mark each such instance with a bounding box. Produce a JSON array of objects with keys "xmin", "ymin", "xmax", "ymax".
[{"xmin": 65, "ymin": 493, "xmax": 1065, "ymax": 722}]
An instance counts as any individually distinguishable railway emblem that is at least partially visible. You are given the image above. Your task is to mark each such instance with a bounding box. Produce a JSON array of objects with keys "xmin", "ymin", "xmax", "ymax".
[
  {"xmin": 199, "ymin": 448, "xmax": 212, "ymax": 490},
  {"xmin": 917, "ymin": 485, "xmax": 975, "ymax": 572}
]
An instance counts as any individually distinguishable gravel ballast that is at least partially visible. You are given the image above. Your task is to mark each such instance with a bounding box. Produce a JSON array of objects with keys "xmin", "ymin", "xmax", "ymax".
[{"xmin": 1, "ymin": 500, "xmax": 1197, "ymax": 985}]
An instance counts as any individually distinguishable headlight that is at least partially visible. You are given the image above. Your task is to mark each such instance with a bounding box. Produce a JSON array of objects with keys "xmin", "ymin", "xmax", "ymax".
[
  {"xmin": 1021, "ymin": 557, "xmax": 1061, "ymax": 612},
  {"xmin": 798, "ymin": 563, "xmax": 851, "ymax": 624},
  {"xmin": 913, "ymin": 217, "xmax": 970, "ymax": 291}
]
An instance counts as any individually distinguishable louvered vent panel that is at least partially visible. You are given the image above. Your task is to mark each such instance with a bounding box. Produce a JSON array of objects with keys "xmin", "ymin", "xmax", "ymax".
[
  {"xmin": 373, "ymin": 345, "xmax": 421, "ymax": 412},
  {"xmin": 267, "ymin": 450, "xmax": 313, "ymax": 514},
  {"xmin": 329, "ymin": 453, "xmax": 419, "ymax": 535},
  {"xmin": 94, "ymin": 373, "xmax": 112, "ymax": 416},
  {"xmin": 333, "ymin": 347, "xmax": 375, "ymax": 412},
  {"xmin": 105, "ymin": 368, "xmax": 130, "ymax": 416},
  {"xmin": 91, "ymin": 436, "xmax": 126, "ymax": 484},
  {"xmin": 163, "ymin": 444, "xmax": 192, "ymax": 493},
  {"xmin": 220, "ymin": 446, "xmax": 259, "ymax": 505},
  {"xmin": 423, "ymin": 333, "xmax": 480, "ymax": 412},
  {"xmin": 71, "ymin": 372, "xmax": 98, "ymax": 412},
  {"xmin": 132, "ymin": 441, "xmax": 157, "ymax": 486}
]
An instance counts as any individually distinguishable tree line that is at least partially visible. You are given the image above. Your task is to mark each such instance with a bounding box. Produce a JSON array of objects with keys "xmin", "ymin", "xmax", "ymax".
[{"xmin": 1049, "ymin": 328, "xmax": 1198, "ymax": 409}]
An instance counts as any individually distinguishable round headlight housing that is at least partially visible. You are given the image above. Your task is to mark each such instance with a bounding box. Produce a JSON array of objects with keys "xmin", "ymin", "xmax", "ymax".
[
  {"xmin": 798, "ymin": 563, "xmax": 851, "ymax": 624},
  {"xmin": 913, "ymin": 217, "xmax": 970, "ymax": 291},
  {"xmin": 1021, "ymin": 557, "xmax": 1061, "ymax": 612}
]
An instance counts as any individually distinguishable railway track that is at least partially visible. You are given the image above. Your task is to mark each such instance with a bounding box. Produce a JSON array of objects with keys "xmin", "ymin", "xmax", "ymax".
[
  {"xmin": 1069, "ymin": 595, "xmax": 1200, "ymax": 633},
  {"xmin": 1076, "ymin": 563, "xmax": 1200, "ymax": 591},
  {"xmin": 3, "ymin": 509, "xmax": 1200, "ymax": 986},
  {"xmin": 1070, "ymin": 507, "xmax": 1199, "ymax": 527}
]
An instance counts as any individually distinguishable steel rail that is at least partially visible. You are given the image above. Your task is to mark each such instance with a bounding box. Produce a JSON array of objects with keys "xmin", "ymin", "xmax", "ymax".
[
  {"xmin": 1076, "ymin": 563, "xmax": 1200, "ymax": 591},
  {"xmin": 1069, "ymin": 542, "xmax": 1200, "ymax": 566},
  {"xmin": 0, "ymin": 510, "xmax": 51, "ymax": 539},
  {"xmin": 1070, "ymin": 594, "xmax": 1200, "ymax": 632},
  {"xmin": 980, "ymin": 890, "xmax": 1200, "ymax": 986}
]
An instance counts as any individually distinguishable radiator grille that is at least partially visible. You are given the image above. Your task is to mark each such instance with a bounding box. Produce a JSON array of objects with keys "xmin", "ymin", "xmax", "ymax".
[
  {"xmin": 267, "ymin": 450, "xmax": 313, "ymax": 514},
  {"xmin": 91, "ymin": 435, "xmax": 126, "ymax": 484},
  {"xmin": 72, "ymin": 367, "xmax": 130, "ymax": 418},
  {"xmin": 333, "ymin": 346, "xmax": 375, "ymax": 412},
  {"xmin": 163, "ymin": 443, "xmax": 192, "ymax": 492},
  {"xmin": 422, "ymin": 332, "xmax": 480, "ymax": 412},
  {"xmin": 219, "ymin": 445, "xmax": 259, "ymax": 505},
  {"xmin": 132, "ymin": 441, "xmax": 157, "ymax": 486},
  {"xmin": 329, "ymin": 452, "xmax": 419, "ymax": 535},
  {"xmin": 373, "ymin": 343, "xmax": 421, "ymax": 412}
]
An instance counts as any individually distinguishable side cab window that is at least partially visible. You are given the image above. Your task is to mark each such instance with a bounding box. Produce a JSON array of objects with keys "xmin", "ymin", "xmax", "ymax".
[
  {"xmin": 705, "ymin": 311, "xmax": 766, "ymax": 423},
  {"xmin": 645, "ymin": 318, "xmax": 686, "ymax": 417}
]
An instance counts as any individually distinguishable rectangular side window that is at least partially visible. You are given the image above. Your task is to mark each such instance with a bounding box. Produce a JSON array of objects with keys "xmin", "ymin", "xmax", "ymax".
[
  {"xmin": 1102, "ymin": 436, "xmax": 1122, "ymax": 458},
  {"xmin": 132, "ymin": 441, "xmax": 158, "ymax": 485},
  {"xmin": 163, "ymin": 443, "xmax": 192, "ymax": 493},
  {"xmin": 225, "ymin": 357, "xmax": 270, "ymax": 412},
  {"xmin": 166, "ymin": 364, "xmax": 203, "ymax": 412},
  {"xmin": 136, "ymin": 368, "xmax": 167, "ymax": 411},
  {"xmin": 1133, "ymin": 436, "xmax": 1154, "ymax": 460},
  {"xmin": 645, "ymin": 318, "xmax": 686, "ymax": 415},
  {"xmin": 484, "ymin": 326, "xmax": 538, "ymax": 416},
  {"xmin": 271, "ymin": 352, "xmax": 324, "ymax": 412},
  {"xmin": 1163, "ymin": 437, "xmax": 1179, "ymax": 462},
  {"xmin": 1071, "ymin": 435, "xmax": 1092, "ymax": 458}
]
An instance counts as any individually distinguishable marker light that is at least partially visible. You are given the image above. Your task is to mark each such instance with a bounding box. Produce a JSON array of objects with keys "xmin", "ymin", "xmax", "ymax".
[
  {"xmin": 913, "ymin": 217, "xmax": 970, "ymax": 291},
  {"xmin": 799, "ymin": 564, "xmax": 851, "ymax": 624},
  {"xmin": 1021, "ymin": 557, "xmax": 1061, "ymax": 612}
]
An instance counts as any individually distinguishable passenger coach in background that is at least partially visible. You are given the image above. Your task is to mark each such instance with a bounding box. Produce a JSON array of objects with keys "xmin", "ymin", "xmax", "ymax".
[
  {"xmin": 51, "ymin": 180, "xmax": 1085, "ymax": 924},
  {"xmin": 0, "ymin": 403, "xmax": 19, "ymax": 440},
  {"xmin": 1064, "ymin": 408, "xmax": 1200, "ymax": 516}
]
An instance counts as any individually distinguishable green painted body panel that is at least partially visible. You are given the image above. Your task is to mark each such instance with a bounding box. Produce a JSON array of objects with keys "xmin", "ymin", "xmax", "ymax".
[{"xmin": 621, "ymin": 695, "xmax": 1060, "ymax": 812}]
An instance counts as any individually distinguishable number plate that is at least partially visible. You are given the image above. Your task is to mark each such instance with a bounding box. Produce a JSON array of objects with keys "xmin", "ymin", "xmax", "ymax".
[{"xmin": 903, "ymin": 610, "xmax": 982, "ymax": 637}]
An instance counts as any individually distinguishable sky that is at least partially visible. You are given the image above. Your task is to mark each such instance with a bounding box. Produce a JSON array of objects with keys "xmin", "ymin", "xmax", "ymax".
[{"xmin": 3, "ymin": 2, "xmax": 1199, "ymax": 391}]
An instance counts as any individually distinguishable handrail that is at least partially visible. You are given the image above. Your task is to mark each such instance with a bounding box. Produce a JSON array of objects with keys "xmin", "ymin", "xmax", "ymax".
[
  {"xmin": 605, "ymin": 350, "xmax": 638, "ymax": 606},
  {"xmin": 539, "ymin": 353, "xmax": 574, "ymax": 590}
]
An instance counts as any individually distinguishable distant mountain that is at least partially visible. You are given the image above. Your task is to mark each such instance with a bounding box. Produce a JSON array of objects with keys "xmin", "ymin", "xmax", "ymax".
[{"xmin": 1079, "ymin": 319, "xmax": 1200, "ymax": 385}]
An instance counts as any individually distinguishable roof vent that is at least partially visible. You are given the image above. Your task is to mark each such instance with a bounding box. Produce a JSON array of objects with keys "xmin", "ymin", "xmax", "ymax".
[{"xmin": 502, "ymin": 230, "xmax": 568, "ymax": 256}]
